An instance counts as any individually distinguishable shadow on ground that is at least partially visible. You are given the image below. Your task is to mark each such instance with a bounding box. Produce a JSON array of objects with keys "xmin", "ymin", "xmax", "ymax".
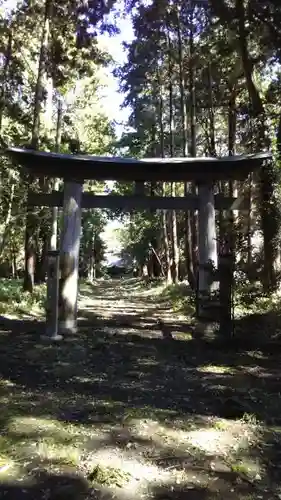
[{"xmin": 1, "ymin": 279, "xmax": 281, "ymax": 499}]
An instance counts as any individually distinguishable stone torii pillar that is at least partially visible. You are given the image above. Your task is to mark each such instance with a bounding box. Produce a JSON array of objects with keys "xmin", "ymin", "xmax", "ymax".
[
  {"xmin": 197, "ymin": 181, "xmax": 218, "ymax": 317},
  {"xmin": 58, "ymin": 180, "xmax": 83, "ymax": 335}
]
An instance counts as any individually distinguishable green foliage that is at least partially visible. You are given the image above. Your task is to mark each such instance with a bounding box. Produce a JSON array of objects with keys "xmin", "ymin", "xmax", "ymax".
[
  {"xmin": 235, "ymin": 280, "xmax": 281, "ymax": 317},
  {"xmin": 88, "ymin": 464, "xmax": 132, "ymax": 487},
  {"xmin": 117, "ymin": 210, "xmax": 162, "ymax": 269},
  {"xmin": 61, "ymin": 77, "xmax": 116, "ymax": 154},
  {"xmin": 80, "ymin": 208, "xmax": 107, "ymax": 278},
  {"xmin": 0, "ymin": 279, "xmax": 45, "ymax": 316},
  {"xmin": 160, "ymin": 282, "xmax": 195, "ymax": 315},
  {"xmin": 0, "ymin": 0, "xmax": 118, "ymax": 276},
  {"xmin": 110, "ymin": 0, "xmax": 281, "ymax": 288}
]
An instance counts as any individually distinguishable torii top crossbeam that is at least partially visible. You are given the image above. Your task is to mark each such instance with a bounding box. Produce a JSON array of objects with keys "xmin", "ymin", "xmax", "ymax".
[{"xmin": 6, "ymin": 147, "xmax": 271, "ymax": 182}]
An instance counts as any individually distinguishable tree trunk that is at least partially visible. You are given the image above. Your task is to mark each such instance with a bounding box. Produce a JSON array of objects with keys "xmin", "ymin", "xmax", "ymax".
[
  {"xmin": 235, "ymin": 0, "xmax": 279, "ymax": 291},
  {"xmin": 0, "ymin": 27, "xmax": 12, "ymax": 132},
  {"xmin": 44, "ymin": 76, "xmax": 53, "ymax": 134},
  {"xmin": 88, "ymin": 256, "xmax": 96, "ymax": 282},
  {"xmin": 0, "ymin": 29, "xmax": 13, "ymax": 262},
  {"xmin": 24, "ymin": 226, "xmax": 36, "ymax": 292},
  {"xmin": 176, "ymin": 4, "xmax": 188, "ymax": 157},
  {"xmin": 228, "ymin": 86, "xmax": 238, "ymax": 261},
  {"xmin": 275, "ymin": 113, "xmax": 281, "ymax": 270},
  {"xmin": 35, "ymin": 227, "xmax": 48, "ymax": 283},
  {"xmin": 23, "ymin": 0, "xmax": 53, "ymax": 292},
  {"xmin": 88, "ymin": 235, "xmax": 96, "ymax": 282},
  {"xmin": 167, "ymin": 25, "xmax": 179, "ymax": 284},
  {"xmin": 50, "ymin": 96, "xmax": 63, "ymax": 251},
  {"xmin": 228, "ymin": 87, "xmax": 237, "ymax": 157},
  {"xmin": 207, "ymin": 62, "xmax": 221, "ymax": 257},
  {"xmin": 162, "ymin": 183, "xmax": 172, "ymax": 284},
  {"xmin": 31, "ymin": 0, "xmax": 52, "ymax": 149},
  {"xmin": 246, "ymin": 172, "xmax": 253, "ymax": 271},
  {"xmin": 157, "ymin": 59, "xmax": 165, "ymax": 158},
  {"xmin": 184, "ymin": 183, "xmax": 196, "ymax": 289},
  {"xmin": 188, "ymin": 6, "xmax": 198, "ymax": 285},
  {"xmin": 157, "ymin": 63, "xmax": 171, "ymax": 283},
  {"xmin": 176, "ymin": 3, "xmax": 196, "ymax": 287},
  {"xmin": 171, "ymin": 183, "xmax": 179, "ymax": 283},
  {"xmin": 0, "ymin": 181, "xmax": 15, "ymax": 258},
  {"xmin": 207, "ymin": 63, "xmax": 216, "ymax": 157},
  {"xmin": 189, "ymin": 6, "xmax": 196, "ymax": 159}
]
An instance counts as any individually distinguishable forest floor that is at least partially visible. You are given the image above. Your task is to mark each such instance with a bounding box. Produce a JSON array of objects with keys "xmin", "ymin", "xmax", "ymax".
[{"xmin": 1, "ymin": 278, "xmax": 281, "ymax": 499}]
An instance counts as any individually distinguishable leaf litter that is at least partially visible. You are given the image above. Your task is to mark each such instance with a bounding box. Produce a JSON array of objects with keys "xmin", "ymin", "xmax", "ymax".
[{"xmin": 0, "ymin": 278, "xmax": 281, "ymax": 499}]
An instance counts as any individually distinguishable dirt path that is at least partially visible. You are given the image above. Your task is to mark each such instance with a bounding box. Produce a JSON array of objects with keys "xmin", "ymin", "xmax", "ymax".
[
  {"xmin": 78, "ymin": 278, "xmax": 190, "ymax": 339},
  {"xmin": 0, "ymin": 279, "xmax": 281, "ymax": 499}
]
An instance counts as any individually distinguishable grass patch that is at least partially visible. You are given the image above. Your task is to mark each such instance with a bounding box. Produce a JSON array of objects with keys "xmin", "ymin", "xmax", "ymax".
[
  {"xmin": 0, "ymin": 415, "xmax": 85, "ymax": 471},
  {"xmin": 160, "ymin": 283, "xmax": 195, "ymax": 315},
  {"xmin": 197, "ymin": 365, "xmax": 235, "ymax": 374},
  {"xmin": 230, "ymin": 458, "xmax": 262, "ymax": 481},
  {"xmin": 0, "ymin": 277, "xmax": 281, "ymax": 499},
  {"xmin": 234, "ymin": 281, "xmax": 281, "ymax": 324},
  {"xmin": 0, "ymin": 278, "xmax": 46, "ymax": 318},
  {"xmin": 213, "ymin": 419, "xmax": 229, "ymax": 431},
  {"xmin": 157, "ymin": 278, "xmax": 281, "ymax": 346},
  {"xmin": 241, "ymin": 413, "xmax": 259, "ymax": 426},
  {"xmin": 122, "ymin": 405, "xmax": 177, "ymax": 423},
  {"xmin": 0, "ymin": 278, "xmax": 94, "ymax": 320},
  {"xmin": 88, "ymin": 464, "xmax": 132, "ymax": 487},
  {"xmin": 231, "ymin": 461, "xmax": 251, "ymax": 475},
  {"xmin": 36, "ymin": 437, "xmax": 80, "ymax": 466}
]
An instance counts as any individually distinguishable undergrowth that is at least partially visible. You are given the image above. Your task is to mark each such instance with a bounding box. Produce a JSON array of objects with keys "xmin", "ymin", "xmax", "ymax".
[
  {"xmin": 2, "ymin": 276, "xmax": 281, "ymax": 326},
  {"xmin": 160, "ymin": 282, "xmax": 195, "ymax": 315},
  {"xmin": 234, "ymin": 281, "xmax": 281, "ymax": 316},
  {"xmin": 161, "ymin": 279, "xmax": 281, "ymax": 319},
  {"xmin": 0, "ymin": 279, "xmax": 46, "ymax": 318},
  {"xmin": 0, "ymin": 278, "xmax": 94, "ymax": 319}
]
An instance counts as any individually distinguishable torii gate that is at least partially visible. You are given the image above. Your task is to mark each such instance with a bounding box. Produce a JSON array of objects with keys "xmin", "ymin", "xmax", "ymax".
[{"xmin": 6, "ymin": 147, "xmax": 271, "ymax": 338}]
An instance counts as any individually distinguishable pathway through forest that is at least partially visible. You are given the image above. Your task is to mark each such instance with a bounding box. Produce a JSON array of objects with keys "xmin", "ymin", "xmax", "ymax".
[
  {"xmin": 78, "ymin": 278, "xmax": 191, "ymax": 341},
  {"xmin": 0, "ymin": 278, "xmax": 281, "ymax": 499}
]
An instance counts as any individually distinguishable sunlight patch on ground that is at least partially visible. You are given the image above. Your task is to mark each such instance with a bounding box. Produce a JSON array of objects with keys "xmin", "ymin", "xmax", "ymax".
[
  {"xmin": 138, "ymin": 357, "xmax": 159, "ymax": 367},
  {"xmin": 77, "ymin": 278, "xmax": 191, "ymax": 335},
  {"xmin": 0, "ymin": 377, "xmax": 17, "ymax": 388},
  {"xmin": 2, "ymin": 415, "xmax": 112, "ymax": 480},
  {"xmin": 7, "ymin": 415, "xmax": 106, "ymax": 442},
  {"xmin": 1, "ymin": 278, "xmax": 278, "ymax": 498},
  {"xmin": 125, "ymin": 417, "xmax": 257, "ymax": 459},
  {"xmin": 0, "ymin": 437, "xmax": 24, "ymax": 481},
  {"xmin": 0, "ymin": 457, "xmax": 21, "ymax": 482},
  {"xmin": 172, "ymin": 331, "xmax": 193, "ymax": 340},
  {"xmin": 35, "ymin": 438, "xmax": 80, "ymax": 465},
  {"xmin": 152, "ymin": 311, "xmax": 189, "ymax": 323},
  {"xmin": 197, "ymin": 365, "xmax": 237, "ymax": 375},
  {"xmin": 186, "ymin": 427, "xmax": 252, "ymax": 456},
  {"xmin": 83, "ymin": 446, "xmax": 190, "ymax": 499},
  {"xmin": 138, "ymin": 284, "xmax": 166, "ymax": 297},
  {"xmin": 7, "ymin": 417, "xmax": 82, "ymax": 466},
  {"xmin": 72, "ymin": 375, "xmax": 98, "ymax": 383},
  {"xmin": 7, "ymin": 416, "xmax": 74, "ymax": 439}
]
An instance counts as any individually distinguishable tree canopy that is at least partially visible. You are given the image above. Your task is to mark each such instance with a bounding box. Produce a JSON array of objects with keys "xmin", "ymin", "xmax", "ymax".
[{"xmin": 1, "ymin": 0, "xmax": 281, "ymax": 291}]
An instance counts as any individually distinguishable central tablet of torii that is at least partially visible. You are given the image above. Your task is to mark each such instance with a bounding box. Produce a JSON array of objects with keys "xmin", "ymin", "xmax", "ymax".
[{"xmin": 6, "ymin": 147, "xmax": 271, "ymax": 337}]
